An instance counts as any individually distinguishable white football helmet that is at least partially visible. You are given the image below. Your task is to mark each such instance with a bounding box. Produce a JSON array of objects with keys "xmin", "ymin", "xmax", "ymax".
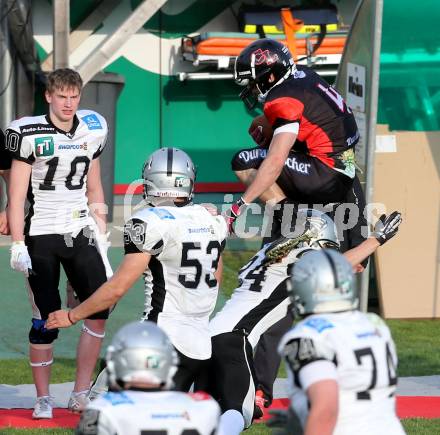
[
  {"xmin": 286, "ymin": 208, "xmax": 339, "ymax": 249},
  {"xmin": 142, "ymin": 147, "xmax": 196, "ymax": 206},
  {"xmin": 106, "ymin": 321, "xmax": 178, "ymax": 390},
  {"xmin": 265, "ymin": 208, "xmax": 340, "ymax": 263},
  {"xmin": 290, "ymin": 249, "xmax": 358, "ymax": 315}
]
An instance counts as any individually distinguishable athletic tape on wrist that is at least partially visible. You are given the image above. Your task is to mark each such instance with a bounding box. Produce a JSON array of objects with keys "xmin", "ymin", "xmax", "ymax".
[
  {"xmin": 82, "ymin": 324, "xmax": 105, "ymax": 339},
  {"xmin": 30, "ymin": 359, "xmax": 54, "ymax": 367}
]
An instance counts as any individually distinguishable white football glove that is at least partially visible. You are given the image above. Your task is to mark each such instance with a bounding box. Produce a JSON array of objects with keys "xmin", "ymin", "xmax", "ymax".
[
  {"xmin": 94, "ymin": 231, "xmax": 111, "ymax": 258},
  {"xmin": 10, "ymin": 241, "xmax": 33, "ymax": 277}
]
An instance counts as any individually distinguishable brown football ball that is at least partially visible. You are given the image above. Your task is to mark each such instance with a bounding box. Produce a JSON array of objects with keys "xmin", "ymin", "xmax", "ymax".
[{"xmin": 248, "ymin": 114, "xmax": 273, "ymax": 148}]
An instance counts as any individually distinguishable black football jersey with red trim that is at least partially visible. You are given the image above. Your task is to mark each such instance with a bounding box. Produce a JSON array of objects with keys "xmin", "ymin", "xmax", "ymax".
[{"xmin": 264, "ymin": 66, "xmax": 359, "ymax": 177}]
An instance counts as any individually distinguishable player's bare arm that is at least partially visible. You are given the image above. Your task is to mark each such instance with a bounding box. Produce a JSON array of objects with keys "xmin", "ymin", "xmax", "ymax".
[
  {"xmin": 86, "ymin": 158, "xmax": 107, "ymax": 233},
  {"xmin": 214, "ymin": 256, "xmax": 223, "ymax": 287},
  {"xmin": 0, "ymin": 210, "xmax": 7, "ymax": 235},
  {"xmin": 304, "ymin": 378, "xmax": 338, "ymax": 434},
  {"xmin": 8, "ymin": 160, "xmax": 31, "ymax": 242},
  {"xmin": 46, "ymin": 252, "xmax": 151, "ymax": 329},
  {"xmin": 241, "ymin": 132, "xmax": 295, "ymax": 205},
  {"xmin": 344, "ymin": 238, "xmax": 380, "ymax": 269},
  {"xmin": 0, "ymin": 172, "xmax": 9, "ymax": 235}
]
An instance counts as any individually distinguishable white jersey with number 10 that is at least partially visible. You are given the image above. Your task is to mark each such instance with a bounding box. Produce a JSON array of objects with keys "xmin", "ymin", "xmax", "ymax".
[{"xmin": 6, "ymin": 110, "xmax": 107, "ymax": 236}]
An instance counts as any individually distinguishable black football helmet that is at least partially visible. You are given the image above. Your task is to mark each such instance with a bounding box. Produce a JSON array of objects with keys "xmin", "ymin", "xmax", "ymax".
[{"xmin": 234, "ymin": 38, "xmax": 296, "ymax": 109}]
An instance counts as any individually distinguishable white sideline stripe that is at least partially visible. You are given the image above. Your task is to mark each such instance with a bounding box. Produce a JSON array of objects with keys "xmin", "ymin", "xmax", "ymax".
[{"xmin": 1, "ymin": 376, "xmax": 440, "ymax": 409}]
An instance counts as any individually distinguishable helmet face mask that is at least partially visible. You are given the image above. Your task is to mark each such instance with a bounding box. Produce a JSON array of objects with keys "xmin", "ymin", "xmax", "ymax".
[
  {"xmin": 237, "ymin": 80, "xmax": 260, "ymax": 110},
  {"xmin": 142, "ymin": 147, "xmax": 196, "ymax": 207},
  {"xmin": 106, "ymin": 321, "xmax": 178, "ymax": 391},
  {"xmin": 289, "ymin": 250, "xmax": 359, "ymax": 317},
  {"xmin": 234, "ymin": 38, "xmax": 296, "ymax": 109}
]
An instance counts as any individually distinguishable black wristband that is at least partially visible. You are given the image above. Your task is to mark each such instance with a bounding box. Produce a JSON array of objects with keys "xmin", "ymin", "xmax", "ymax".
[{"xmin": 236, "ymin": 197, "xmax": 247, "ymax": 208}]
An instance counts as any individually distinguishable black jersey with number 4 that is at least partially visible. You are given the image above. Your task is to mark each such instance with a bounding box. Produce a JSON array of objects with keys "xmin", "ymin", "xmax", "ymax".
[
  {"xmin": 264, "ymin": 65, "xmax": 359, "ymax": 178},
  {"xmin": 5, "ymin": 111, "xmax": 107, "ymax": 235}
]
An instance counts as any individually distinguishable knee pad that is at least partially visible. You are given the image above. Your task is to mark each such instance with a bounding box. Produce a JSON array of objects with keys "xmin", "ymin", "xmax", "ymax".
[
  {"xmin": 29, "ymin": 318, "xmax": 59, "ymax": 344},
  {"xmin": 231, "ymin": 148, "xmax": 266, "ymax": 171}
]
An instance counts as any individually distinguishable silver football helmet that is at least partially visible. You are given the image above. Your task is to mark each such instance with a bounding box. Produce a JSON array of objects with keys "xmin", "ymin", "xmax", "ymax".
[
  {"xmin": 142, "ymin": 147, "xmax": 196, "ymax": 206},
  {"xmin": 266, "ymin": 208, "xmax": 339, "ymax": 263},
  {"xmin": 286, "ymin": 208, "xmax": 339, "ymax": 249},
  {"xmin": 289, "ymin": 249, "xmax": 358, "ymax": 315},
  {"xmin": 106, "ymin": 321, "xmax": 178, "ymax": 391}
]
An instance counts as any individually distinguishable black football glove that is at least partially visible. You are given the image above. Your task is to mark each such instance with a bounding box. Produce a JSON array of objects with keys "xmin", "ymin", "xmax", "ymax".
[{"xmin": 371, "ymin": 211, "xmax": 402, "ymax": 245}]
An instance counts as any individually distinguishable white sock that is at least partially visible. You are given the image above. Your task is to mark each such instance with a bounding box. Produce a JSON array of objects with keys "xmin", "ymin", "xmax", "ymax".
[{"xmin": 218, "ymin": 409, "xmax": 245, "ymax": 435}]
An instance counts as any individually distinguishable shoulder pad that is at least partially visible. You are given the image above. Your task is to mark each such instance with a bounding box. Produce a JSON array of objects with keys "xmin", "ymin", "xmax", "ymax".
[
  {"xmin": 146, "ymin": 207, "xmax": 176, "ymax": 220},
  {"xmin": 281, "ymin": 337, "xmax": 324, "ymax": 372},
  {"xmin": 8, "ymin": 116, "xmax": 44, "ymax": 131},
  {"xmin": 131, "ymin": 207, "xmax": 176, "ymax": 223},
  {"xmin": 365, "ymin": 312, "xmax": 387, "ymax": 328}
]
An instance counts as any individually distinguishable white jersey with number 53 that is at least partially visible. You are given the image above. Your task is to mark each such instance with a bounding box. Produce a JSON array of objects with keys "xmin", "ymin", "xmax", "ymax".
[
  {"xmin": 76, "ymin": 390, "xmax": 221, "ymax": 435},
  {"xmin": 5, "ymin": 110, "xmax": 107, "ymax": 236},
  {"xmin": 279, "ymin": 311, "xmax": 405, "ymax": 435},
  {"xmin": 123, "ymin": 204, "xmax": 228, "ymax": 360}
]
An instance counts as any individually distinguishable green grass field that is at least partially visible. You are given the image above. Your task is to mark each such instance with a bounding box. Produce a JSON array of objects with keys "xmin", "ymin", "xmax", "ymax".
[
  {"xmin": 2, "ymin": 249, "xmax": 440, "ymax": 434},
  {"xmin": 3, "ymin": 419, "xmax": 440, "ymax": 434}
]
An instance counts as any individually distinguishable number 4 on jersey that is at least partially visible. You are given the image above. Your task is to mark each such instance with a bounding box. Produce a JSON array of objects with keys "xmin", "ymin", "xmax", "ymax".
[{"xmin": 354, "ymin": 342, "xmax": 397, "ymax": 400}]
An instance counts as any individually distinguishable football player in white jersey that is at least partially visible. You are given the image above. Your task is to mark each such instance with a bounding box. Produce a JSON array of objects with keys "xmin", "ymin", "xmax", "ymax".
[
  {"xmin": 207, "ymin": 209, "xmax": 402, "ymax": 435},
  {"xmin": 47, "ymin": 147, "xmax": 228, "ymax": 391},
  {"xmin": 6, "ymin": 69, "xmax": 111, "ymax": 418},
  {"xmin": 76, "ymin": 321, "xmax": 221, "ymax": 435},
  {"xmin": 271, "ymin": 249, "xmax": 405, "ymax": 435}
]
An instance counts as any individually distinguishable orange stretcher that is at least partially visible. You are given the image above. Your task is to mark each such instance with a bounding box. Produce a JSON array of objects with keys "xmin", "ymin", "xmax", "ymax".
[{"xmin": 181, "ymin": 33, "xmax": 346, "ymax": 58}]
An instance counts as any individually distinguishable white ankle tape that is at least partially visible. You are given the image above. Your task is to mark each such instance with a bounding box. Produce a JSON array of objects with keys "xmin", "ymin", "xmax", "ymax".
[
  {"xmin": 30, "ymin": 359, "xmax": 53, "ymax": 367},
  {"xmin": 82, "ymin": 324, "xmax": 105, "ymax": 339}
]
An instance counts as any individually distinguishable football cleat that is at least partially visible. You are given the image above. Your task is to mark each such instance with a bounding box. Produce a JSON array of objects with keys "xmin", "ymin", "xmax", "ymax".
[
  {"xmin": 88, "ymin": 367, "xmax": 109, "ymax": 402},
  {"xmin": 264, "ymin": 232, "xmax": 312, "ymax": 264},
  {"xmin": 68, "ymin": 390, "xmax": 90, "ymax": 413},
  {"xmin": 32, "ymin": 396, "xmax": 53, "ymax": 419}
]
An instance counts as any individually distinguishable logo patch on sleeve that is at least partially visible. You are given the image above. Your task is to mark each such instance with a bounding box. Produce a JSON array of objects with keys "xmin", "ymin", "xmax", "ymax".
[
  {"xmin": 304, "ymin": 317, "xmax": 334, "ymax": 333},
  {"xmin": 81, "ymin": 114, "xmax": 102, "ymax": 130},
  {"xmin": 103, "ymin": 391, "xmax": 134, "ymax": 406},
  {"xmin": 147, "ymin": 208, "xmax": 176, "ymax": 220}
]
